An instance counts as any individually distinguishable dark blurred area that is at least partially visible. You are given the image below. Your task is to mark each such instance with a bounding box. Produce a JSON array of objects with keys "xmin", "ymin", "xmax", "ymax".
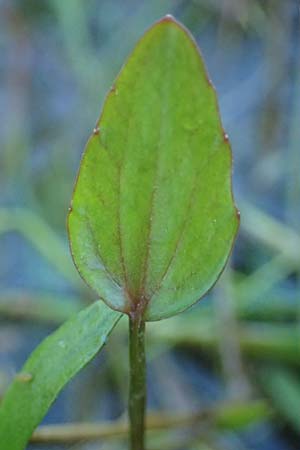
[{"xmin": 0, "ymin": 1, "xmax": 300, "ymax": 449}]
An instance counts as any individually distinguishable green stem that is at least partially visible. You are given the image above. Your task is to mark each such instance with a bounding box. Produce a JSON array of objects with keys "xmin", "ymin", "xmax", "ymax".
[{"xmin": 129, "ymin": 312, "xmax": 146, "ymax": 450}]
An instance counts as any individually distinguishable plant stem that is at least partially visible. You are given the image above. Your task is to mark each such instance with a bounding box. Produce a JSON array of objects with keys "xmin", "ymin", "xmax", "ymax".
[{"xmin": 129, "ymin": 312, "xmax": 146, "ymax": 450}]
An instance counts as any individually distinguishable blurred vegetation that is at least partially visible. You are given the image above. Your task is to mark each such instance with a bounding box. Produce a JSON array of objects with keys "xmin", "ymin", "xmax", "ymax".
[{"xmin": 0, "ymin": 1, "xmax": 299, "ymax": 449}]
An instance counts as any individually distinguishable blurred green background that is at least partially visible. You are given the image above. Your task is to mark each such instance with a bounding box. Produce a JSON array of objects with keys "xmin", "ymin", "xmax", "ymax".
[{"xmin": 0, "ymin": 1, "xmax": 299, "ymax": 449}]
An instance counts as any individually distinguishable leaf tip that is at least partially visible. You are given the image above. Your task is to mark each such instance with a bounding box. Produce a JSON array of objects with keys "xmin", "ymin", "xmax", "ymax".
[
  {"xmin": 162, "ymin": 14, "xmax": 176, "ymax": 21},
  {"xmin": 156, "ymin": 14, "xmax": 180, "ymax": 27}
]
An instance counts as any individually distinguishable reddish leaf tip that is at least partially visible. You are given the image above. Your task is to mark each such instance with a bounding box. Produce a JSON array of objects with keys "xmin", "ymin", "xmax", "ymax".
[
  {"xmin": 164, "ymin": 14, "xmax": 175, "ymax": 20},
  {"xmin": 158, "ymin": 14, "xmax": 177, "ymax": 24}
]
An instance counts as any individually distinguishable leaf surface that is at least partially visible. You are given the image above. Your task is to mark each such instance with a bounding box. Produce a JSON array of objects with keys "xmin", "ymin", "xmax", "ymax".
[
  {"xmin": 0, "ymin": 301, "xmax": 121, "ymax": 450},
  {"xmin": 68, "ymin": 16, "xmax": 239, "ymax": 320}
]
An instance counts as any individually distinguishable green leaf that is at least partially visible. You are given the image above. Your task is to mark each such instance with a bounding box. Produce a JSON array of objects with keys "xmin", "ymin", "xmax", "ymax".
[
  {"xmin": 68, "ymin": 15, "xmax": 239, "ymax": 321},
  {"xmin": 0, "ymin": 301, "xmax": 121, "ymax": 450}
]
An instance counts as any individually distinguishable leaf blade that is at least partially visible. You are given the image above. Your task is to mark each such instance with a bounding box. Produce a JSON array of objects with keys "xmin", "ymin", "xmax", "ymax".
[
  {"xmin": 68, "ymin": 16, "xmax": 239, "ymax": 320},
  {"xmin": 0, "ymin": 301, "xmax": 121, "ymax": 450}
]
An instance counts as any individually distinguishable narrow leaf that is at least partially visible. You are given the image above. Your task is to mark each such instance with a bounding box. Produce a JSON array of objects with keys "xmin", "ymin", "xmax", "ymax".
[
  {"xmin": 68, "ymin": 16, "xmax": 239, "ymax": 320},
  {"xmin": 259, "ymin": 366, "xmax": 300, "ymax": 432},
  {"xmin": 0, "ymin": 301, "xmax": 121, "ymax": 450}
]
